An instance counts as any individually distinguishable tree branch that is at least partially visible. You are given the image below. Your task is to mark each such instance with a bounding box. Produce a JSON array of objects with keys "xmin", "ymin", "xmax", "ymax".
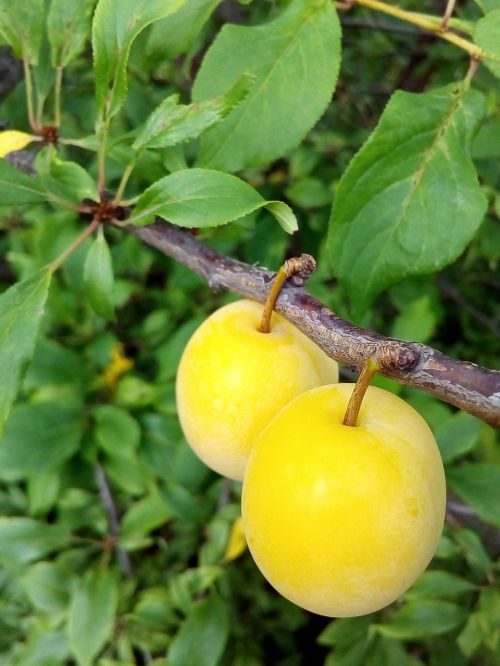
[
  {"xmin": 125, "ymin": 220, "xmax": 500, "ymax": 429},
  {"xmin": 95, "ymin": 464, "xmax": 134, "ymax": 579}
]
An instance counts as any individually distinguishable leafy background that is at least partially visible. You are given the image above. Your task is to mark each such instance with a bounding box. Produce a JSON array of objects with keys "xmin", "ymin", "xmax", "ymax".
[{"xmin": 0, "ymin": 0, "xmax": 498, "ymax": 665}]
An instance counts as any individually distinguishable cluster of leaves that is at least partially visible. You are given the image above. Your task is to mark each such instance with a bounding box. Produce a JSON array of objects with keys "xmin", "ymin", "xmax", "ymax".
[{"xmin": 0, "ymin": 0, "xmax": 498, "ymax": 664}]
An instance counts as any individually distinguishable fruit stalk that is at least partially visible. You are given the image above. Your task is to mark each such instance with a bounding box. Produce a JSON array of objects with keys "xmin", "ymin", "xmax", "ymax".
[
  {"xmin": 259, "ymin": 254, "xmax": 316, "ymax": 334},
  {"xmin": 343, "ymin": 357, "xmax": 380, "ymax": 426}
]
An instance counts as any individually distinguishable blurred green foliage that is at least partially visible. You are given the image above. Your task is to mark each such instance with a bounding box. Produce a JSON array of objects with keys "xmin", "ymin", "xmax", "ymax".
[{"xmin": 0, "ymin": 0, "xmax": 498, "ymax": 665}]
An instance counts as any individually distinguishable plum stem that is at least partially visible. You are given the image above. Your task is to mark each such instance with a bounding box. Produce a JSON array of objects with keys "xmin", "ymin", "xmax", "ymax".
[
  {"xmin": 259, "ymin": 254, "xmax": 315, "ymax": 333},
  {"xmin": 343, "ymin": 357, "xmax": 380, "ymax": 426}
]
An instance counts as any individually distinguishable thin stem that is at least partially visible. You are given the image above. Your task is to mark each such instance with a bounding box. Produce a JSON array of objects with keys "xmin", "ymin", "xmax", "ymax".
[
  {"xmin": 414, "ymin": 13, "xmax": 473, "ymax": 36},
  {"xmin": 118, "ymin": 194, "xmax": 140, "ymax": 207},
  {"xmin": 259, "ymin": 255, "xmax": 316, "ymax": 333},
  {"xmin": 440, "ymin": 0, "xmax": 457, "ymax": 32},
  {"xmin": 22, "ymin": 58, "xmax": 39, "ymax": 132},
  {"xmin": 97, "ymin": 138, "xmax": 107, "ymax": 196},
  {"xmin": 464, "ymin": 57, "xmax": 480, "ymax": 87},
  {"xmin": 97, "ymin": 109, "xmax": 112, "ymax": 196},
  {"xmin": 113, "ymin": 161, "xmax": 135, "ymax": 204},
  {"xmin": 45, "ymin": 192, "xmax": 93, "ymax": 213},
  {"xmin": 259, "ymin": 266, "xmax": 288, "ymax": 333},
  {"xmin": 54, "ymin": 66, "xmax": 63, "ymax": 128},
  {"xmin": 36, "ymin": 93, "xmax": 45, "ymax": 128},
  {"xmin": 343, "ymin": 357, "xmax": 380, "ymax": 427},
  {"xmin": 340, "ymin": 0, "xmax": 484, "ymax": 60},
  {"xmin": 95, "ymin": 464, "xmax": 134, "ymax": 578},
  {"xmin": 50, "ymin": 218, "xmax": 99, "ymax": 271}
]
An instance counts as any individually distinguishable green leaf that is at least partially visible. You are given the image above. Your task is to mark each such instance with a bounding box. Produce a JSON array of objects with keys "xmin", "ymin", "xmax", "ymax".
[
  {"xmin": 0, "ymin": 159, "xmax": 47, "ymax": 205},
  {"xmin": 133, "ymin": 75, "xmax": 254, "ymax": 152},
  {"xmin": 391, "ymin": 295, "xmax": 437, "ymax": 343},
  {"xmin": 168, "ymin": 567, "xmax": 224, "ymax": 614},
  {"xmin": 121, "ymin": 490, "xmax": 172, "ymax": 539},
  {"xmin": 94, "ymin": 405, "xmax": 140, "ymax": 457},
  {"xmin": 147, "ymin": 0, "xmax": 222, "ymax": 61},
  {"xmin": 474, "ymin": 0, "xmax": 500, "ymax": 12},
  {"xmin": 475, "ymin": 10, "xmax": 500, "ymax": 78},
  {"xmin": 67, "ymin": 567, "xmax": 119, "ymax": 666},
  {"xmin": 28, "ymin": 468, "xmax": 61, "ymax": 517},
  {"xmin": 36, "ymin": 147, "xmax": 99, "ymax": 203},
  {"xmin": 24, "ymin": 338, "xmax": 88, "ymax": 389},
  {"xmin": 285, "ymin": 176, "xmax": 332, "ymax": 208},
  {"xmin": 0, "ymin": 402, "xmax": 83, "ymax": 479},
  {"xmin": 324, "ymin": 637, "xmax": 372, "ymax": 666},
  {"xmin": 0, "ymin": 0, "xmax": 45, "ymax": 63},
  {"xmin": 33, "ymin": 34, "xmax": 55, "ymax": 114},
  {"xmin": 83, "ymin": 228, "xmax": 115, "ymax": 320},
  {"xmin": 365, "ymin": 636, "xmax": 418, "ymax": 666},
  {"xmin": 435, "ymin": 412, "xmax": 483, "ymax": 464},
  {"xmin": 15, "ymin": 627, "xmax": 70, "ymax": 666},
  {"xmin": 0, "ymin": 268, "xmax": 52, "ymax": 437},
  {"xmin": 130, "ymin": 168, "xmax": 297, "ymax": 232},
  {"xmin": 453, "ymin": 528, "xmax": 492, "ymax": 574},
  {"xmin": 405, "ymin": 570, "xmax": 476, "ymax": 601},
  {"xmin": 48, "ymin": 0, "xmax": 96, "ymax": 67},
  {"xmin": 377, "ymin": 600, "xmax": 467, "ymax": 639},
  {"xmin": 92, "ymin": 0, "xmax": 187, "ymax": 124},
  {"xmin": 22, "ymin": 561, "xmax": 72, "ymax": 618},
  {"xmin": 162, "ymin": 481, "xmax": 209, "ymax": 523},
  {"xmin": 328, "ymin": 84, "xmax": 487, "ymax": 318},
  {"xmin": 318, "ymin": 616, "xmax": 372, "ymax": 647},
  {"xmin": 193, "ymin": 0, "xmax": 341, "ymax": 172},
  {"xmin": 458, "ymin": 588, "xmax": 500, "ymax": 656},
  {"xmin": 104, "ymin": 453, "xmax": 149, "ymax": 495},
  {"xmin": 0, "ymin": 517, "xmax": 68, "ymax": 564},
  {"xmin": 447, "ymin": 463, "xmax": 500, "ymax": 527},
  {"xmin": 457, "ymin": 612, "xmax": 484, "ymax": 657},
  {"xmin": 168, "ymin": 595, "xmax": 230, "ymax": 666},
  {"xmin": 264, "ymin": 201, "xmax": 298, "ymax": 234},
  {"xmin": 157, "ymin": 315, "xmax": 204, "ymax": 381}
]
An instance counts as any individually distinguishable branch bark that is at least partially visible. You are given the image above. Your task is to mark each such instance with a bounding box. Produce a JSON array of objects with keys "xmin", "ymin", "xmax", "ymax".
[{"xmin": 126, "ymin": 220, "xmax": 500, "ymax": 428}]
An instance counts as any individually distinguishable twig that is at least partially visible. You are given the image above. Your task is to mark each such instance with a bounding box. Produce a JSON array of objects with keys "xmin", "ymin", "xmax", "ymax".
[
  {"xmin": 95, "ymin": 470, "xmax": 155, "ymax": 664},
  {"xmin": 95, "ymin": 464, "xmax": 134, "ymax": 579},
  {"xmin": 439, "ymin": 0, "xmax": 457, "ymax": 32},
  {"xmin": 50, "ymin": 218, "xmax": 99, "ymax": 271},
  {"xmin": 125, "ymin": 220, "xmax": 500, "ymax": 428},
  {"xmin": 339, "ymin": 0, "xmax": 483, "ymax": 60},
  {"xmin": 438, "ymin": 276, "xmax": 500, "ymax": 338},
  {"xmin": 340, "ymin": 16, "xmax": 422, "ymax": 34}
]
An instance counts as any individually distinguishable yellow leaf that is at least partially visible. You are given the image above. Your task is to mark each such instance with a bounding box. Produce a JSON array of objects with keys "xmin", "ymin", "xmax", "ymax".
[
  {"xmin": 224, "ymin": 517, "xmax": 247, "ymax": 562},
  {"xmin": 0, "ymin": 130, "xmax": 38, "ymax": 157},
  {"xmin": 100, "ymin": 343, "xmax": 133, "ymax": 390}
]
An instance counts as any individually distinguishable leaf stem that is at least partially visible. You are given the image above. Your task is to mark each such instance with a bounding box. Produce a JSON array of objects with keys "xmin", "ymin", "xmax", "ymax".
[
  {"xmin": 464, "ymin": 57, "xmax": 480, "ymax": 87},
  {"xmin": 343, "ymin": 357, "xmax": 380, "ymax": 427},
  {"xmin": 259, "ymin": 255, "xmax": 316, "ymax": 333},
  {"xmin": 50, "ymin": 218, "xmax": 99, "ymax": 271},
  {"xmin": 22, "ymin": 58, "xmax": 39, "ymax": 132},
  {"xmin": 113, "ymin": 161, "xmax": 135, "ymax": 204},
  {"xmin": 97, "ymin": 138, "xmax": 107, "ymax": 197},
  {"xmin": 337, "ymin": 0, "xmax": 484, "ymax": 59},
  {"xmin": 440, "ymin": 0, "xmax": 457, "ymax": 32},
  {"xmin": 118, "ymin": 195, "xmax": 140, "ymax": 208},
  {"xmin": 44, "ymin": 191, "xmax": 93, "ymax": 213},
  {"xmin": 54, "ymin": 66, "xmax": 63, "ymax": 128},
  {"xmin": 97, "ymin": 107, "xmax": 112, "ymax": 196}
]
